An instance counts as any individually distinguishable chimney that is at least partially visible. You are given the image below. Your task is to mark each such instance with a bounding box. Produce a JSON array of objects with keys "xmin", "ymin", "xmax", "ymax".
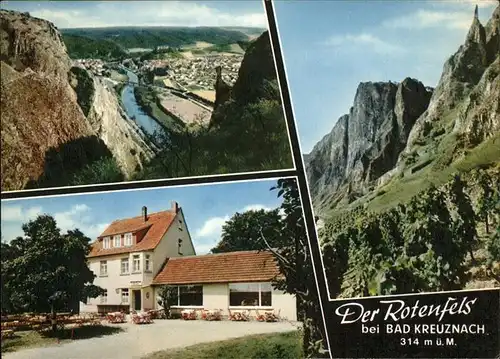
[
  {"xmin": 142, "ymin": 206, "xmax": 148, "ymax": 222},
  {"xmin": 171, "ymin": 201, "xmax": 179, "ymax": 213}
]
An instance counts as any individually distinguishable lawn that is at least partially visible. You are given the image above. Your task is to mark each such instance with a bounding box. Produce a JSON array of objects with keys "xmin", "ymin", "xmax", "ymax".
[
  {"xmin": 1, "ymin": 325, "xmax": 123, "ymax": 354},
  {"xmin": 142, "ymin": 331, "xmax": 302, "ymax": 359}
]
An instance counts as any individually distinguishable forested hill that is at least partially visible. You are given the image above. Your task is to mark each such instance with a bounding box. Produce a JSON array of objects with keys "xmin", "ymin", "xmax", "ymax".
[{"xmin": 61, "ymin": 26, "xmax": 257, "ymax": 50}]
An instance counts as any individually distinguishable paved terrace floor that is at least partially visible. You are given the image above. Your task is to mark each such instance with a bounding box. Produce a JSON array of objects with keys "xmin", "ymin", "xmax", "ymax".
[{"xmin": 4, "ymin": 320, "xmax": 300, "ymax": 359}]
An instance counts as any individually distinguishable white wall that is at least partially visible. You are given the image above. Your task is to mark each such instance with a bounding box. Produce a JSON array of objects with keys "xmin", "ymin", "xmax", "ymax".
[
  {"xmin": 87, "ymin": 253, "xmax": 144, "ymax": 306},
  {"xmin": 203, "ymin": 283, "xmax": 229, "ymax": 314},
  {"xmin": 271, "ymin": 288, "xmax": 297, "ymax": 321},
  {"xmin": 152, "ymin": 209, "xmax": 196, "ymax": 276}
]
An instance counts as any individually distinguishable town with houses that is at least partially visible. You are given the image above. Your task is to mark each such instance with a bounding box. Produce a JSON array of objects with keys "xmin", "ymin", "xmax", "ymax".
[{"xmin": 73, "ymin": 52, "xmax": 243, "ymax": 92}]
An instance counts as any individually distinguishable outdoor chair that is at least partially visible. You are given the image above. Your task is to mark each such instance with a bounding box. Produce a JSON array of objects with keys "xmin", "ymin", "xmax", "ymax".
[
  {"xmin": 181, "ymin": 310, "xmax": 197, "ymax": 320},
  {"xmin": 228, "ymin": 309, "xmax": 237, "ymax": 321},
  {"xmin": 265, "ymin": 309, "xmax": 280, "ymax": 322},
  {"xmin": 228, "ymin": 309, "xmax": 249, "ymax": 321},
  {"xmin": 131, "ymin": 313, "xmax": 142, "ymax": 324},
  {"xmin": 255, "ymin": 310, "xmax": 266, "ymax": 322}
]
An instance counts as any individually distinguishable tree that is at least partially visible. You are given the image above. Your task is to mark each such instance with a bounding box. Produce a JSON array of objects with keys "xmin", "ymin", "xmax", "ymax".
[
  {"xmin": 260, "ymin": 178, "xmax": 328, "ymax": 358},
  {"xmin": 446, "ymin": 174, "xmax": 477, "ymax": 261},
  {"xmin": 211, "ymin": 209, "xmax": 283, "ymax": 253},
  {"xmin": 1, "ymin": 215, "xmax": 104, "ymax": 317},
  {"xmin": 157, "ymin": 285, "xmax": 178, "ymax": 319},
  {"xmin": 475, "ymin": 169, "xmax": 495, "ymax": 234}
]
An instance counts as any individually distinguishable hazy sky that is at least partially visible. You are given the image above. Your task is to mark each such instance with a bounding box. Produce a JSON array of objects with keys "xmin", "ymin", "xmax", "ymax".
[
  {"xmin": 0, "ymin": 0, "xmax": 267, "ymax": 28},
  {"xmin": 274, "ymin": 0, "xmax": 497, "ymax": 153},
  {"xmin": 1, "ymin": 178, "xmax": 285, "ymax": 254}
]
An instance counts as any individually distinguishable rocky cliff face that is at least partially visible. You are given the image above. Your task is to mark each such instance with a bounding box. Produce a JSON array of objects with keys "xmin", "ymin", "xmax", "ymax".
[
  {"xmin": 1, "ymin": 10, "xmax": 153, "ymax": 190},
  {"xmin": 306, "ymin": 78, "xmax": 431, "ymax": 204},
  {"xmin": 207, "ymin": 30, "xmax": 292, "ymax": 170},
  {"xmin": 403, "ymin": 5, "xmax": 499, "ymax": 154},
  {"xmin": 84, "ymin": 76, "xmax": 154, "ymax": 176},
  {"xmin": 306, "ymin": 5, "xmax": 499, "ymax": 212},
  {"xmin": 1, "ymin": 10, "xmax": 96, "ymax": 190}
]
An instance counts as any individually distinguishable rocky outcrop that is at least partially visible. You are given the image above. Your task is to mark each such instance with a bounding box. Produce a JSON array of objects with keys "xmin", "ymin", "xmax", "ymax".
[
  {"xmin": 1, "ymin": 10, "xmax": 155, "ymax": 190},
  {"xmin": 205, "ymin": 30, "xmax": 291, "ymax": 171},
  {"xmin": 85, "ymin": 76, "xmax": 154, "ymax": 176},
  {"xmin": 231, "ymin": 31, "xmax": 277, "ymax": 104},
  {"xmin": 404, "ymin": 5, "xmax": 498, "ymax": 153},
  {"xmin": 213, "ymin": 65, "xmax": 231, "ymax": 110},
  {"xmin": 0, "ymin": 10, "xmax": 70, "ymax": 81},
  {"xmin": 306, "ymin": 78, "xmax": 431, "ymax": 201},
  {"xmin": 306, "ymin": 5, "xmax": 500, "ymax": 211},
  {"xmin": 1, "ymin": 10, "xmax": 97, "ymax": 190},
  {"xmin": 455, "ymin": 54, "xmax": 500, "ymax": 146},
  {"xmin": 209, "ymin": 31, "xmax": 283, "ymax": 127}
]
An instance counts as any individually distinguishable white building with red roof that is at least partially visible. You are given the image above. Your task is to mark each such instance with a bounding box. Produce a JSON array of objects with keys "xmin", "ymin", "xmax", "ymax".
[{"xmin": 80, "ymin": 202, "xmax": 297, "ymax": 321}]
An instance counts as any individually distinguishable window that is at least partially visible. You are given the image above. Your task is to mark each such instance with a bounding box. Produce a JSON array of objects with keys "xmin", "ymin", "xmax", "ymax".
[
  {"xmin": 120, "ymin": 258, "xmax": 129, "ymax": 274},
  {"xmin": 145, "ymin": 254, "xmax": 152, "ymax": 272},
  {"xmin": 113, "ymin": 235, "xmax": 121, "ymax": 247},
  {"xmin": 99, "ymin": 260, "xmax": 107, "ymax": 276},
  {"xmin": 103, "ymin": 237, "xmax": 110, "ymax": 249},
  {"xmin": 132, "ymin": 254, "xmax": 141, "ymax": 272},
  {"xmin": 100, "ymin": 289, "xmax": 108, "ymax": 304},
  {"xmin": 170, "ymin": 285, "xmax": 203, "ymax": 307},
  {"xmin": 121, "ymin": 289, "xmax": 129, "ymax": 304},
  {"xmin": 177, "ymin": 238, "xmax": 183, "ymax": 255},
  {"xmin": 229, "ymin": 282, "xmax": 272, "ymax": 307},
  {"xmin": 124, "ymin": 233, "xmax": 133, "ymax": 246}
]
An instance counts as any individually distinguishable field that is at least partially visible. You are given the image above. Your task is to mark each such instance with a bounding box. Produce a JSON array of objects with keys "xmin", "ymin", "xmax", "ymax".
[
  {"xmin": 158, "ymin": 92, "xmax": 212, "ymax": 125},
  {"xmin": 191, "ymin": 90, "xmax": 216, "ymax": 103}
]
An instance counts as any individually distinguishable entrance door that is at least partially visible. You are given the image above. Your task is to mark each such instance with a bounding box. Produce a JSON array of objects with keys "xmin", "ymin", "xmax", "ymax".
[{"xmin": 133, "ymin": 290, "xmax": 141, "ymax": 311}]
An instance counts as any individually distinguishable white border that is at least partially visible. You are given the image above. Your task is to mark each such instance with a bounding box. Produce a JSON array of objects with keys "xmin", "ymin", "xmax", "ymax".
[
  {"xmin": 265, "ymin": 1, "xmax": 333, "ymax": 357},
  {"xmin": 1, "ymin": 175, "xmax": 286, "ymax": 202},
  {"xmin": 268, "ymin": 0, "xmax": 500, "ymax": 304}
]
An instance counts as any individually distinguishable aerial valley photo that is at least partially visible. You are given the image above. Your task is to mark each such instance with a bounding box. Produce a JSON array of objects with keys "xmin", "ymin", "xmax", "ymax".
[
  {"xmin": 0, "ymin": 1, "xmax": 293, "ymax": 191},
  {"xmin": 275, "ymin": 0, "xmax": 500, "ymax": 298}
]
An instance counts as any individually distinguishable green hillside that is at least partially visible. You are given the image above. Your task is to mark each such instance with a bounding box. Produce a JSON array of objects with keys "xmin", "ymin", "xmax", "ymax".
[
  {"xmin": 62, "ymin": 34, "xmax": 127, "ymax": 60},
  {"xmin": 61, "ymin": 27, "xmax": 250, "ymax": 50}
]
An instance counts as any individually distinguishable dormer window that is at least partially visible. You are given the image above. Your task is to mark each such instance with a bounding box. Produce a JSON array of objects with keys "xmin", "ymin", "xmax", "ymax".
[
  {"xmin": 103, "ymin": 237, "xmax": 111, "ymax": 249},
  {"xmin": 113, "ymin": 235, "xmax": 121, "ymax": 247},
  {"xmin": 124, "ymin": 233, "xmax": 133, "ymax": 246}
]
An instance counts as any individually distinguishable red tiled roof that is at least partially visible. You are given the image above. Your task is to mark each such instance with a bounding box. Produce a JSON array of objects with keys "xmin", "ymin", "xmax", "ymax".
[
  {"xmin": 88, "ymin": 210, "xmax": 176, "ymax": 258},
  {"xmin": 152, "ymin": 250, "xmax": 280, "ymax": 285}
]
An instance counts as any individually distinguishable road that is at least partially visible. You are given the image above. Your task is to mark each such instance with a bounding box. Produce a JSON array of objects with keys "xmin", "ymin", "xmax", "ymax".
[{"xmin": 4, "ymin": 320, "xmax": 300, "ymax": 359}]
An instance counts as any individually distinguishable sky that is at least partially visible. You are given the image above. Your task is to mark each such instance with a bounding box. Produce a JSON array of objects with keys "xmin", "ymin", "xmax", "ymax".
[
  {"xmin": 0, "ymin": 0, "xmax": 267, "ymax": 28},
  {"xmin": 1, "ymin": 178, "xmax": 286, "ymax": 254},
  {"xmin": 274, "ymin": 0, "xmax": 498, "ymax": 153}
]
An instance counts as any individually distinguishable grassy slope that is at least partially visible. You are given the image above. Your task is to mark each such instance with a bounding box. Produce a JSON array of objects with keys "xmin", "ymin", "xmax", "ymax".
[{"xmin": 143, "ymin": 331, "xmax": 302, "ymax": 359}]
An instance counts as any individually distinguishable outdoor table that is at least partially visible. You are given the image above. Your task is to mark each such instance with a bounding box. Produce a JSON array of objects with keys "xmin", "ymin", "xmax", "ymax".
[{"xmin": 107, "ymin": 312, "xmax": 125, "ymax": 323}]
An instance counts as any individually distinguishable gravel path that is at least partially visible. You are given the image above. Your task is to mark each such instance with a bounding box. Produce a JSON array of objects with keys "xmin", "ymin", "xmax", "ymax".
[{"xmin": 4, "ymin": 320, "xmax": 300, "ymax": 359}]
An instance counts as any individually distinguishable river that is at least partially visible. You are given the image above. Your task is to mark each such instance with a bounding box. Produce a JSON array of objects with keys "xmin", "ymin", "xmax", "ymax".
[{"xmin": 120, "ymin": 69, "xmax": 163, "ymax": 137}]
